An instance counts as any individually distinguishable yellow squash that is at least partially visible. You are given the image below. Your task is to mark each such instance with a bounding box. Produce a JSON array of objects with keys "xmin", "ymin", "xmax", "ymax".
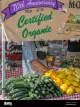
[
  {"xmin": 66, "ymin": 88, "xmax": 74, "ymax": 96},
  {"xmin": 60, "ymin": 84, "xmax": 68, "ymax": 92},
  {"xmin": 65, "ymin": 80, "xmax": 72, "ymax": 86},
  {"xmin": 72, "ymin": 82, "xmax": 79, "ymax": 87},
  {"xmin": 75, "ymin": 87, "xmax": 80, "ymax": 93}
]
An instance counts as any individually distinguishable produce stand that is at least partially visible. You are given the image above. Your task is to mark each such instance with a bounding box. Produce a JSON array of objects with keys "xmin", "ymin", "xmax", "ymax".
[
  {"xmin": 0, "ymin": 40, "xmax": 80, "ymax": 100},
  {"xmin": 0, "ymin": 17, "xmax": 80, "ymax": 101},
  {"xmin": 0, "ymin": 42, "xmax": 80, "ymax": 100}
]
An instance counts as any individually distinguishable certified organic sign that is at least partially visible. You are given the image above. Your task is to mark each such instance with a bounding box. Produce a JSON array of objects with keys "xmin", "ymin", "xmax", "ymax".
[
  {"xmin": 1, "ymin": 0, "xmax": 80, "ymax": 41},
  {"xmin": 2, "ymin": 0, "xmax": 64, "ymax": 21},
  {"xmin": 18, "ymin": 11, "xmax": 53, "ymax": 39},
  {"xmin": 1, "ymin": 0, "xmax": 66, "ymax": 41}
]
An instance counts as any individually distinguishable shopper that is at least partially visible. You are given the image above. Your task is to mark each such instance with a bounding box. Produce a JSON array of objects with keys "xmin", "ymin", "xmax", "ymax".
[
  {"xmin": 22, "ymin": 41, "xmax": 49, "ymax": 76},
  {"xmin": 64, "ymin": 40, "xmax": 80, "ymax": 57}
]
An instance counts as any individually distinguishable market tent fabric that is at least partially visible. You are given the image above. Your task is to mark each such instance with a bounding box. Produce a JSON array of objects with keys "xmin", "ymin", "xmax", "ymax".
[
  {"xmin": 1, "ymin": 0, "xmax": 80, "ymax": 41},
  {"xmin": 0, "ymin": 54, "xmax": 22, "ymax": 61}
]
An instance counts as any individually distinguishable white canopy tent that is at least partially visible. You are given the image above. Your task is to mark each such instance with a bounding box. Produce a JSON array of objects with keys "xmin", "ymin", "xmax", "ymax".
[{"xmin": 0, "ymin": 17, "xmax": 7, "ymax": 99}]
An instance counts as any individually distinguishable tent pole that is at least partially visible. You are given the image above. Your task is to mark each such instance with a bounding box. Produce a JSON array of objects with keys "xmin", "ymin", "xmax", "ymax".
[{"xmin": 1, "ymin": 20, "xmax": 6, "ymax": 99}]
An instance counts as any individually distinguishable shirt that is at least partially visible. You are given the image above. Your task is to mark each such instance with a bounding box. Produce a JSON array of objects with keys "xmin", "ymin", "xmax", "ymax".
[
  {"xmin": 22, "ymin": 41, "xmax": 37, "ymax": 63},
  {"xmin": 22, "ymin": 41, "xmax": 47, "ymax": 75},
  {"xmin": 67, "ymin": 40, "xmax": 80, "ymax": 52}
]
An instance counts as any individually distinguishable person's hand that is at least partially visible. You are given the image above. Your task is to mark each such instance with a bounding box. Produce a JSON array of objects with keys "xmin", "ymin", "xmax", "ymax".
[{"xmin": 31, "ymin": 59, "xmax": 49, "ymax": 76}]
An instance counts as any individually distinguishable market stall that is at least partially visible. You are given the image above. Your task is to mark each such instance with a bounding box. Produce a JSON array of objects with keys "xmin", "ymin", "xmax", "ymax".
[
  {"xmin": 0, "ymin": 31, "xmax": 80, "ymax": 100},
  {"xmin": 0, "ymin": 0, "xmax": 80, "ymax": 101},
  {"xmin": 0, "ymin": 53, "xmax": 80, "ymax": 100},
  {"xmin": 0, "ymin": 67, "xmax": 80, "ymax": 100},
  {"xmin": 0, "ymin": 27, "xmax": 80, "ymax": 100}
]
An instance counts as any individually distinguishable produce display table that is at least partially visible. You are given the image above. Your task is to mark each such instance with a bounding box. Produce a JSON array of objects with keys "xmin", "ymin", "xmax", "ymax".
[
  {"xmin": 0, "ymin": 68, "xmax": 23, "ymax": 80},
  {"xmin": 43, "ymin": 93, "xmax": 80, "ymax": 100},
  {"xmin": 0, "ymin": 93, "xmax": 80, "ymax": 100},
  {"xmin": 0, "ymin": 54, "xmax": 22, "ymax": 61},
  {"xmin": 0, "ymin": 95, "xmax": 7, "ymax": 100}
]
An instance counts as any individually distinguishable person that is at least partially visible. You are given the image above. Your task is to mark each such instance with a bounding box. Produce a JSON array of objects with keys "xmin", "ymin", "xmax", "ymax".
[
  {"xmin": 64, "ymin": 40, "xmax": 80, "ymax": 57},
  {"xmin": 22, "ymin": 41, "xmax": 49, "ymax": 76}
]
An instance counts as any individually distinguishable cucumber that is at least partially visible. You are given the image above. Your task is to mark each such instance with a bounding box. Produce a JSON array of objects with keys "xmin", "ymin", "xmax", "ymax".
[
  {"xmin": 7, "ymin": 92, "xmax": 28, "ymax": 100},
  {"xmin": 49, "ymin": 94, "xmax": 53, "ymax": 98},
  {"xmin": 6, "ymin": 83, "xmax": 14, "ymax": 91},
  {"xmin": 57, "ymin": 93, "xmax": 62, "ymax": 97},
  {"xmin": 12, "ymin": 91, "xmax": 27, "ymax": 98},
  {"xmin": 55, "ymin": 90, "xmax": 60, "ymax": 94},
  {"xmin": 44, "ymin": 79, "xmax": 49, "ymax": 84},
  {"xmin": 46, "ymin": 88, "xmax": 50, "ymax": 91},
  {"xmin": 0, "ymin": 80, "xmax": 2, "ymax": 84},
  {"xmin": 51, "ymin": 87, "xmax": 54, "ymax": 90},
  {"xmin": 53, "ymin": 93, "xmax": 58, "ymax": 97},
  {"xmin": 43, "ymin": 84, "xmax": 47, "ymax": 88},
  {"xmin": 9, "ymin": 82, "xmax": 28, "ymax": 90},
  {"xmin": 29, "ymin": 83, "xmax": 35, "ymax": 88},
  {"xmin": 52, "ymin": 90, "xmax": 55, "ymax": 94},
  {"xmin": 20, "ymin": 97, "xmax": 32, "ymax": 100},
  {"xmin": 13, "ymin": 81, "xmax": 26, "ymax": 85},
  {"xmin": 31, "ymin": 89, "xmax": 35, "ymax": 93},
  {"xmin": 48, "ymin": 83, "xmax": 52, "ymax": 87},
  {"xmin": 8, "ymin": 88, "xmax": 27, "ymax": 96},
  {"xmin": 15, "ymin": 94, "xmax": 29, "ymax": 100},
  {"xmin": 35, "ymin": 90, "xmax": 39, "ymax": 95},
  {"xmin": 41, "ymin": 91, "xmax": 45, "ymax": 95},
  {"xmin": 0, "ymin": 91, "xmax": 2, "ymax": 95},
  {"xmin": 6, "ymin": 78, "xmax": 20, "ymax": 85},
  {"xmin": 6, "ymin": 80, "xmax": 23, "ymax": 90},
  {"xmin": 55, "ymin": 86, "xmax": 61, "ymax": 91},
  {"xmin": 7, "ymin": 96, "xmax": 13, "ymax": 100}
]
